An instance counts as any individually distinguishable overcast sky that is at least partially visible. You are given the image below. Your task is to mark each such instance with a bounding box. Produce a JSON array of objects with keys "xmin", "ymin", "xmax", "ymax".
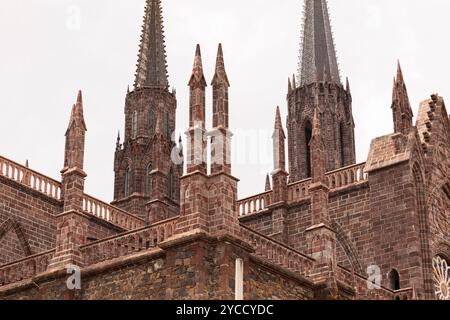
[{"xmin": 0, "ymin": 0, "xmax": 449, "ymax": 202}]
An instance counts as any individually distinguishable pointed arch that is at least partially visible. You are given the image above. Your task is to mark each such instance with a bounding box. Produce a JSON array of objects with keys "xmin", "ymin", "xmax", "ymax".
[
  {"xmin": 131, "ymin": 111, "xmax": 138, "ymax": 139},
  {"xmin": 388, "ymin": 269, "xmax": 401, "ymax": 290},
  {"xmin": 124, "ymin": 166, "xmax": 131, "ymax": 197},
  {"xmin": 0, "ymin": 218, "xmax": 32, "ymax": 257},
  {"xmin": 168, "ymin": 168, "xmax": 174, "ymax": 199},
  {"xmin": 148, "ymin": 108, "xmax": 155, "ymax": 135},
  {"xmin": 331, "ymin": 221, "xmax": 363, "ymax": 274},
  {"xmin": 304, "ymin": 120, "xmax": 313, "ymax": 178},
  {"xmin": 339, "ymin": 122, "xmax": 345, "ymax": 167},
  {"xmin": 146, "ymin": 162, "xmax": 153, "ymax": 196}
]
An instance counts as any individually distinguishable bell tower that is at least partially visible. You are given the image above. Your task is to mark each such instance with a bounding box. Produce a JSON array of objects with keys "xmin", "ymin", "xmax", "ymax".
[
  {"xmin": 112, "ymin": 0, "xmax": 182, "ymax": 223},
  {"xmin": 287, "ymin": 0, "xmax": 356, "ymax": 182}
]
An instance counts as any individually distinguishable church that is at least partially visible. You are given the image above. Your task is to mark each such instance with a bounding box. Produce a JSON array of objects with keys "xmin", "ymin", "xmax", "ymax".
[{"xmin": 0, "ymin": 0, "xmax": 449, "ymax": 300}]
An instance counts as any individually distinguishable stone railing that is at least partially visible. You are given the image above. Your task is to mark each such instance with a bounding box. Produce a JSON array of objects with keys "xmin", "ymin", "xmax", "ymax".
[
  {"xmin": 239, "ymin": 163, "xmax": 368, "ymax": 215},
  {"xmin": 82, "ymin": 194, "xmax": 146, "ymax": 230},
  {"xmin": 0, "ymin": 249, "xmax": 55, "ymax": 287},
  {"xmin": 0, "ymin": 155, "xmax": 62, "ymax": 200},
  {"xmin": 81, "ymin": 217, "xmax": 178, "ymax": 266},
  {"xmin": 241, "ymin": 225, "xmax": 314, "ymax": 277},
  {"xmin": 237, "ymin": 191, "xmax": 272, "ymax": 217},
  {"xmin": 393, "ymin": 287, "xmax": 415, "ymax": 300},
  {"xmin": 287, "ymin": 178, "xmax": 312, "ymax": 204},
  {"xmin": 326, "ymin": 162, "xmax": 367, "ymax": 190}
]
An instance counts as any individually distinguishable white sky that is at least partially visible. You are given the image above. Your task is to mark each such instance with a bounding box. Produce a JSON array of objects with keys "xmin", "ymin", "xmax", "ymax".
[{"xmin": 0, "ymin": 0, "xmax": 449, "ymax": 202}]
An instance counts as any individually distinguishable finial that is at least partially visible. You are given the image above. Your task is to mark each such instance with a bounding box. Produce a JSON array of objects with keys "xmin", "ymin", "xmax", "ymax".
[
  {"xmin": 275, "ymin": 106, "xmax": 283, "ymax": 129},
  {"xmin": 265, "ymin": 174, "xmax": 271, "ymax": 191},
  {"xmin": 346, "ymin": 77, "xmax": 351, "ymax": 94},
  {"xmin": 288, "ymin": 77, "xmax": 292, "ymax": 94},
  {"xmin": 116, "ymin": 131, "xmax": 121, "ymax": 149},
  {"xmin": 292, "ymin": 74, "xmax": 296, "ymax": 89},
  {"xmin": 396, "ymin": 60, "xmax": 404, "ymax": 84},
  {"xmin": 189, "ymin": 44, "xmax": 207, "ymax": 87},
  {"xmin": 77, "ymin": 90, "xmax": 83, "ymax": 104},
  {"xmin": 25, "ymin": 160, "xmax": 29, "ymax": 168},
  {"xmin": 212, "ymin": 43, "xmax": 230, "ymax": 87}
]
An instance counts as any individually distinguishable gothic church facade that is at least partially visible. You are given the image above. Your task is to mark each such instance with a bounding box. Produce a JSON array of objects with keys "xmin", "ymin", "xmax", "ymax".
[{"xmin": 0, "ymin": 0, "xmax": 449, "ymax": 300}]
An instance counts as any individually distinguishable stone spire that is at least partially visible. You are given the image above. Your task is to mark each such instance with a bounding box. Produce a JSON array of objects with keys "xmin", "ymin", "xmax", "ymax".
[
  {"xmin": 392, "ymin": 61, "xmax": 414, "ymax": 135},
  {"xmin": 272, "ymin": 106, "xmax": 288, "ymax": 204},
  {"xmin": 187, "ymin": 45, "xmax": 207, "ymax": 174},
  {"xmin": 211, "ymin": 44, "xmax": 232, "ymax": 175},
  {"xmin": 298, "ymin": 0, "xmax": 340, "ymax": 86},
  {"xmin": 211, "ymin": 44, "xmax": 230, "ymax": 89},
  {"xmin": 134, "ymin": 0, "xmax": 169, "ymax": 89},
  {"xmin": 265, "ymin": 174, "xmax": 271, "ymax": 191},
  {"xmin": 63, "ymin": 90, "xmax": 87, "ymax": 171},
  {"xmin": 50, "ymin": 90, "xmax": 89, "ymax": 270},
  {"xmin": 273, "ymin": 106, "xmax": 286, "ymax": 172}
]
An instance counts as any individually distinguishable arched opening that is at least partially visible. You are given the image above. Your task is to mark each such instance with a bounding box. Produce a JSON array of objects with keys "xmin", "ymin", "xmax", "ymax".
[
  {"xmin": 339, "ymin": 123, "xmax": 345, "ymax": 168},
  {"xmin": 124, "ymin": 167, "xmax": 131, "ymax": 197},
  {"xmin": 389, "ymin": 269, "xmax": 401, "ymax": 291},
  {"xmin": 131, "ymin": 111, "xmax": 138, "ymax": 139},
  {"xmin": 164, "ymin": 112, "xmax": 170, "ymax": 137},
  {"xmin": 168, "ymin": 169, "xmax": 174, "ymax": 200},
  {"xmin": 305, "ymin": 121, "xmax": 312, "ymax": 178},
  {"xmin": 146, "ymin": 163, "xmax": 152, "ymax": 196},
  {"xmin": 148, "ymin": 109, "xmax": 155, "ymax": 135}
]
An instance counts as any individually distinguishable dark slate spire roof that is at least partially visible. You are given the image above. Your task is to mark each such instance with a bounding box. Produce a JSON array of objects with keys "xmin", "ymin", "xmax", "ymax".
[
  {"xmin": 298, "ymin": 0, "xmax": 341, "ymax": 86},
  {"xmin": 134, "ymin": 0, "xmax": 169, "ymax": 89}
]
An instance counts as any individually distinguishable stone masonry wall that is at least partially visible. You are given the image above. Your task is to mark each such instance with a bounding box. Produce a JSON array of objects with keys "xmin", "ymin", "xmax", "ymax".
[
  {"xmin": 0, "ymin": 235, "xmax": 315, "ymax": 300},
  {"xmin": 0, "ymin": 176, "xmax": 60, "ymax": 264}
]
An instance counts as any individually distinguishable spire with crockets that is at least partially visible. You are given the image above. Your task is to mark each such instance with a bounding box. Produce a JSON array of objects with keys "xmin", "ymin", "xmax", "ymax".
[
  {"xmin": 134, "ymin": 0, "xmax": 169, "ymax": 89},
  {"xmin": 298, "ymin": 0, "xmax": 340, "ymax": 86}
]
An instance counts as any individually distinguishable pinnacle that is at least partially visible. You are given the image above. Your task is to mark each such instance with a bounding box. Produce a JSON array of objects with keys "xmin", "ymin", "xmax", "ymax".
[
  {"xmin": 396, "ymin": 60, "xmax": 404, "ymax": 84},
  {"xmin": 195, "ymin": 44, "xmax": 201, "ymax": 57},
  {"xmin": 189, "ymin": 44, "xmax": 207, "ymax": 87},
  {"xmin": 275, "ymin": 106, "xmax": 283, "ymax": 130},
  {"xmin": 67, "ymin": 90, "xmax": 87, "ymax": 133},
  {"xmin": 212, "ymin": 43, "xmax": 230, "ymax": 87},
  {"xmin": 77, "ymin": 90, "xmax": 83, "ymax": 104},
  {"xmin": 265, "ymin": 174, "xmax": 271, "ymax": 191}
]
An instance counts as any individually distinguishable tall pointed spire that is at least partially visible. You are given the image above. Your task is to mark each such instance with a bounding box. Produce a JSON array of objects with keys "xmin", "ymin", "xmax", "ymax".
[
  {"xmin": 134, "ymin": 0, "xmax": 169, "ymax": 89},
  {"xmin": 298, "ymin": 0, "xmax": 340, "ymax": 86}
]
